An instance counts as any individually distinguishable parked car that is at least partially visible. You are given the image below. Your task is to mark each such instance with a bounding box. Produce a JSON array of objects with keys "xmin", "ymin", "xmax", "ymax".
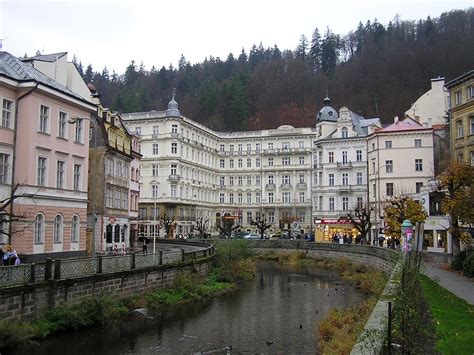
[{"xmin": 244, "ymin": 233, "xmax": 261, "ymax": 240}]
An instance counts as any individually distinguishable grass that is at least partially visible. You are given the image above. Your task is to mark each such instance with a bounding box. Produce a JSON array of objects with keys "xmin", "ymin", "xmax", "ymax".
[{"xmin": 420, "ymin": 274, "xmax": 474, "ymax": 354}]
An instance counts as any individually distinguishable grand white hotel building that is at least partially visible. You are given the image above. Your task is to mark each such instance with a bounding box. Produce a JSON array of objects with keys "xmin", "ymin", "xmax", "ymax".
[{"xmin": 122, "ymin": 96, "xmax": 381, "ymax": 241}]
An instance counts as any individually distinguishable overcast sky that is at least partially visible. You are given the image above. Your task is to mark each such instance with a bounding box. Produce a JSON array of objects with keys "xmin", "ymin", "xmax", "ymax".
[{"xmin": 1, "ymin": 0, "xmax": 471, "ymax": 74}]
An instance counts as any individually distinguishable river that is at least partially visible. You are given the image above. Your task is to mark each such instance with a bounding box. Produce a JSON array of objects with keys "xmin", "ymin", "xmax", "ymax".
[{"xmin": 14, "ymin": 261, "xmax": 365, "ymax": 354}]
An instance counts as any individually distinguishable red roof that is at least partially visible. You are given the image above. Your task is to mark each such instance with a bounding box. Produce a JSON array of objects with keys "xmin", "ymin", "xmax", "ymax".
[{"xmin": 378, "ymin": 120, "xmax": 431, "ymax": 133}]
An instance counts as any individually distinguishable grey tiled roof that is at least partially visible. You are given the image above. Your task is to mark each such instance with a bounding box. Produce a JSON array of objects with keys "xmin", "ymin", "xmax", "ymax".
[
  {"xmin": 22, "ymin": 52, "xmax": 67, "ymax": 63},
  {"xmin": 0, "ymin": 51, "xmax": 90, "ymax": 104}
]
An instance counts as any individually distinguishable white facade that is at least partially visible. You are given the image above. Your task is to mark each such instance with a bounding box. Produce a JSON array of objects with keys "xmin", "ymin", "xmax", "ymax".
[{"xmin": 123, "ymin": 98, "xmax": 381, "ymax": 238}]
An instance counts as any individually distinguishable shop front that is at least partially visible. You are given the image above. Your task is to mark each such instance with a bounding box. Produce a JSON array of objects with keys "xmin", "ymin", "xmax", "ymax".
[{"xmin": 314, "ymin": 218, "xmax": 358, "ymax": 243}]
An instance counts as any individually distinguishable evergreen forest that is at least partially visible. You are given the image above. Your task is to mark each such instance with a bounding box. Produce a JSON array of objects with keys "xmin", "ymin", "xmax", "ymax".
[{"xmin": 73, "ymin": 9, "xmax": 474, "ymax": 131}]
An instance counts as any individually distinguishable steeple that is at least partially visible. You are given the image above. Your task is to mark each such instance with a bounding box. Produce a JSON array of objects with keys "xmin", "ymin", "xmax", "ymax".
[
  {"xmin": 165, "ymin": 88, "xmax": 180, "ymax": 117},
  {"xmin": 316, "ymin": 96, "xmax": 338, "ymax": 123}
]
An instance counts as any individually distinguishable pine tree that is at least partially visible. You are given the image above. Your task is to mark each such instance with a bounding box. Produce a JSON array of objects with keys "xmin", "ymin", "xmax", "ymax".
[{"xmin": 309, "ymin": 28, "xmax": 322, "ymax": 71}]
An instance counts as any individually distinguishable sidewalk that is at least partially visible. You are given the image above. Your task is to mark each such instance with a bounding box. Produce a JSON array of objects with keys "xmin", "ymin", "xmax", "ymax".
[{"xmin": 422, "ymin": 252, "xmax": 474, "ymax": 305}]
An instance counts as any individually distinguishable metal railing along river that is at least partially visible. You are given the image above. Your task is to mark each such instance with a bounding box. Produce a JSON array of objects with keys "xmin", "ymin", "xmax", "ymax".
[{"xmin": 0, "ymin": 244, "xmax": 214, "ymax": 288}]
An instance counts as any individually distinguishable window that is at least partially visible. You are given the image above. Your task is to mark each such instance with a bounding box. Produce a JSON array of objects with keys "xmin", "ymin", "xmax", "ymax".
[
  {"xmin": 220, "ymin": 176, "xmax": 225, "ymax": 186},
  {"xmin": 39, "ymin": 105, "xmax": 49, "ymax": 133},
  {"xmin": 1, "ymin": 99, "xmax": 13, "ymax": 128},
  {"xmin": 268, "ymin": 158, "xmax": 273, "ymax": 166},
  {"xmin": 357, "ymin": 172, "xmax": 363, "ymax": 185},
  {"xmin": 227, "ymin": 176, "xmax": 233, "ymax": 186},
  {"xmin": 268, "ymin": 142, "xmax": 273, "ymax": 150},
  {"xmin": 229, "ymin": 144, "xmax": 234, "ymax": 152},
  {"xmin": 386, "ymin": 160, "xmax": 393, "ymax": 173},
  {"xmin": 247, "ymin": 192, "xmax": 252, "ymax": 204},
  {"xmin": 34, "ymin": 214, "xmax": 45, "ymax": 244},
  {"xmin": 268, "ymin": 192, "xmax": 274, "ymax": 203},
  {"xmin": 268, "ymin": 175, "xmax": 274, "ymax": 185},
  {"xmin": 56, "ymin": 161, "xmax": 65, "ymax": 188},
  {"xmin": 73, "ymin": 164, "xmax": 82, "ymax": 191},
  {"xmin": 299, "ymin": 141, "xmax": 304, "ymax": 148},
  {"xmin": 373, "ymin": 183, "xmax": 376, "ymax": 198},
  {"xmin": 457, "ymin": 120, "xmax": 464, "ymax": 138},
  {"xmin": 318, "ymin": 172, "xmax": 322, "ymax": 186},
  {"xmin": 246, "ymin": 211, "xmax": 252, "ymax": 223},
  {"xmin": 152, "ymin": 126, "xmax": 159, "ymax": 137},
  {"xmin": 299, "ymin": 174, "xmax": 305, "ymax": 183},
  {"xmin": 247, "ymin": 175, "xmax": 251, "ymax": 185},
  {"xmin": 471, "ymin": 151, "xmax": 474, "ymax": 166},
  {"xmin": 57, "ymin": 111, "xmax": 68, "ymax": 138},
  {"xmin": 171, "ymin": 124, "xmax": 178, "ymax": 134},
  {"xmin": 229, "ymin": 193, "xmax": 234, "ymax": 204},
  {"xmin": 219, "ymin": 144, "xmax": 225, "ymax": 152},
  {"xmin": 74, "ymin": 118, "xmax": 83, "ymax": 143},
  {"xmin": 238, "ymin": 158, "xmax": 242, "ymax": 168},
  {"xmin": 238, "ymin": 176, "xmax": 243, "ymax": 186},
  {"xmin": 386, "ymin": 183, "xmax": 394, "ymax": 196},
  {"xmin": 385, "ymin": 140, "xmax": 392, "ymax": 149},
  {"xmin": 299, "ymin": 156, "xmax": 305, "ymax": 165},
  {"xmin": 256, "ymin": 158, "xmax": 261, "ymax": 167},
  {"xmin": 37, "ymin": 157, "xmax": 47, "ymax": 186},
  {"xmin": 372, "ymin": 143, "xmax": 375, "ymax": 151},
  {"xmin": 152, "ymin": 164, "xmax": 159, "ymax": 177},
  {"xmin": 455, "ymin": 90, "xmax": 462, "ymax": 105},
  {"xmin": 282, "ymin": 157, "xmax": 290, "ymax": 166},
  {"xmin": 329, "ymin": 197, "xmax": 335, "ymax": 211},
  {"xmin": 135, "ymin": 127, "xmax": 141, "ymax": 136},
  {"xmin": 282, "ymin": 192, "xmax": 290, "ymax": 203},
  {"xmin": 152, "ymin": 184, "xmax": 159, "ymax": 198},
  {"xmin": 238, "ymin": 193, "xmax": 243, "ymax": 204},
  {"xmin": 342, "ymin": 197, "xmax": 349, "ymax": 211},
  {"xmin": 357, "ymin": 196, "xmax": 363, "ymax": 209},
  {"xmin": 468, "ymin": 86, "xmax": 474, "ymax": 100},
  {"xmin": 341, "ymin": 127, "xmax": 348, "ymax": 138},
  {"xmin": 247, "ymin": 143, "xmax": 251, "ymax": 152},
  {"xmin": 219, "ymin": 193, "xmax": 224, "ymax": 203},
  {"xmin": 329, "ymin": 173, "xmax": 334, "ymax": 186},
  {"xmin": 238, "ymin": 143, "xmax": 243, "ymax": 152},
  {"xmin": 153, "ymin": 143, "xmax": 159, "ymax": 155},
  {"xmin": 0, "ymin": 153, "xmax": 9, "ymax": 183},
  {"xmin": 342, "ymin": 151, "xmax": 348, "ymax": 164},
  {"xmin": 170, "ymin": 164, "xmax": 177, "ymax": 175},
  {"xmin": 247, "ymin": 158, "xmax": 251, "ymax": 168},
  {"xmin": 415, "ymin": 159, "xmax": 423, "ymax": 172},
  {"xmin": 71, "ymin": 215, "xmax": 80, "ymax": 243},
  {"xmin": 53, "ymin": 215, "xmax": 63, "ymax": 243},
  {"xmin": 342, "ymin": 173, "xmax": 348, "ymax": 186},
  {"xmin": 470, "ymin": 116, "xmax": 474, "ymax": 135},
  {"xmin": 356, "ymin": 150, "xmax": 362, "ymax": 161},
  {"xmin": 282, "ymin": 175, "xmax": 290, "ymax": 185},
  {"xmin": 299, "ymin": 191, "xmax": 305, "ymax": 203},
  {"xmin": 282, "ymin": 142, "xmax": 290, "ymax": 150},
  {"xmin": 171, "ymin": 142, "xmax": 178, "ymax": 154},
  {"xmin": 415, "ymin": 139, "xmax": 422, "ymax": 148},
  {"xmin": 328, "ymin": 152, "xmax": 334, "ymax": 163},
  {"xmin": 256, "ymin": 143, "xmax": 261, "ymax": 152},
  {"xmin": 268, "ymin": 211, "xmax": 275, "ymax": 223},
  {"xmin": 230, "ymin": 159, "xmax": 234, "ymax": 168},
  {"xmin": 170, "ymin": 185, "xmax": 177, "ymax": 197},
  {"xmin": 416, "ymin": 182, "xmax": 423, "ymax": 193},
  {"xmin": 220, "ymin": 159, "xmax": 225, "ymax": 168}
]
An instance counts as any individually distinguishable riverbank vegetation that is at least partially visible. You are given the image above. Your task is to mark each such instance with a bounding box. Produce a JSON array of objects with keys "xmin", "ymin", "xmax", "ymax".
[
  {"xmin": 0, "ymin": 241, "xmax": 255, "ymax": 352},
  {"xmin": 257, "ymin": 251, "xmax": 387, "ymax": 354},
  {"xmin": 420, "ymin": 274, "xmax": 474, "ymax": 354}
]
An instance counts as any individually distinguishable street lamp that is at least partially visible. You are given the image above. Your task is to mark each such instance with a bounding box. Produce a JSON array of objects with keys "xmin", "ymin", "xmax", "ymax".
[{"xmin": 68, "ymin": 116, "xmax": 98, "ymax": 257}]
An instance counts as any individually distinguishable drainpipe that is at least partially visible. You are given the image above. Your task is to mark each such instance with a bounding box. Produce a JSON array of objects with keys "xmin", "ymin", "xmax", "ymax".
[{"xmin": 8, "ymin": 83, "xmax": 39, "ymax": 244}]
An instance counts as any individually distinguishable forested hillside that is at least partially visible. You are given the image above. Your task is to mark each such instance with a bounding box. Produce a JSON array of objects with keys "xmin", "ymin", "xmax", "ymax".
[{"xmin": 75, "ymin": 8, "xmax": 474, "ymax": 131}]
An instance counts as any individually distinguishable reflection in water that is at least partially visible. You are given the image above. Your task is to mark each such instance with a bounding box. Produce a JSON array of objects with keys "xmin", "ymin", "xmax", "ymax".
[{"xmin": 15, "ymin": 261, "xmax": 364, "ymax": 355}]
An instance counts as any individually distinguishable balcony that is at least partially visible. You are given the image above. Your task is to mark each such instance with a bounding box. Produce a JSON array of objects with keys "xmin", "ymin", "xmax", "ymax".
[
  {"xmin": 170, "ymin": 132, "xmax": 180, "ymax": 139},
  {"xmin": 337, "ymin": 184, "xmax": 352, "ymax": 192},
  {"xmin": 313, "ymin": 163, "xmax": 323, "ymax": 169},
  {"xmin": 168, "ymin": 174, "xmax": 181, "ymax": 182},
  {"xmin": 266, "ymin": 183, "xmax": 276, "ymax": 190},
  {"xmin": 296, "ymin": 182, "xmax": 307, "ymax": 189},
  {"xmin": 337, "ymin": 161, "xmax": 352, "ymax": 168},
  {"xmin": 280, "ymin": 183, "xmax": 292, "ymax": 189}
]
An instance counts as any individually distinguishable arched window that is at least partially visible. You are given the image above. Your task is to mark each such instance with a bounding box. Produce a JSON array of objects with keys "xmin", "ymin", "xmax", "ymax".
[
  {"xmin": 71, "ymin": 215, "xmax": 80, "ymax": 243},
  {"xmin": 53, "ymin": 214, "xmax": 63, "ymax": 243},
  {"xmin": 341, "ymin": 127, "xmax": 348, "ymax": 138},
  {"xmin": 34, "ymin": 214, "xmax": 45, "ymax": 244}
]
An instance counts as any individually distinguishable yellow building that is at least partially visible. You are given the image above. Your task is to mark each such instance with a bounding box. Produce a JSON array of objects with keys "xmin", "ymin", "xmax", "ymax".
[{"xmin": 445, "ymin": 70, "xmax": 474, "ymax": 165}]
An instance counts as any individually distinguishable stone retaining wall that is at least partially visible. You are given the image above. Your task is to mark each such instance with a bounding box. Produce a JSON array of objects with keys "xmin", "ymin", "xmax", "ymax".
[{"xmin": 0, "ymin": 258, "xmax": 212, "ymax": 322}]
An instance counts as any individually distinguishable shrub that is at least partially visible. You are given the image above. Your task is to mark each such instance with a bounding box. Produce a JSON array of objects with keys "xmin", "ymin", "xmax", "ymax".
[
  {"xmin": 216, "ymin": 240, "xmax": 253, "ymax": 264},
  {"xmin": 452, "ymin": 250, "xmax": 466, "ymax": 270},
  {"xmin": 462, "ymin": 253, "xmax": 474, "ymax": 277},
  {"xmin": 0, "ymin": 321, "xmax": 41, "ymax": 350}
]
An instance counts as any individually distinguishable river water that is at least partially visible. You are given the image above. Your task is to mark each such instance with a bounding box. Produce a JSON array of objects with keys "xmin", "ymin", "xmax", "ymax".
[{"xmin": 14, "ymin": 261, "xmax": 365, "ymax": 354}]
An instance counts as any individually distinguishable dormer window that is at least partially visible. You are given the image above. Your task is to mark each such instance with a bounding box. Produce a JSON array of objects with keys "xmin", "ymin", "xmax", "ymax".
[{"xmin": 341, "ymin": 127, "xmax": 348, "ymax": 138}]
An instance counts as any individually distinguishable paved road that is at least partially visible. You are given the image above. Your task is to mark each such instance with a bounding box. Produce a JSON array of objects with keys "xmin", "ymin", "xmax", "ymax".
[{"xmin": 422, "ymin": 252, "xmax": 474, "ymax": 305}]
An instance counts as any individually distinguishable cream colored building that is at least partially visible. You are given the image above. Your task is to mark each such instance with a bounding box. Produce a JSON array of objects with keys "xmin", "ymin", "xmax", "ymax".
[
  {"xmin": 367, "ymin": 117, "xmax": 435, "ymax": 242},
  {"xmin": 123, "ymin": 97, "xmax": 381, "ymax": 239}
]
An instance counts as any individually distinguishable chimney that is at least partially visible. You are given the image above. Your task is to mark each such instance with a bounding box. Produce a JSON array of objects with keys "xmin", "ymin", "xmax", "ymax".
[{"xmin": 394, "ymin": 116, "xmax": 399, "ymax": 123}]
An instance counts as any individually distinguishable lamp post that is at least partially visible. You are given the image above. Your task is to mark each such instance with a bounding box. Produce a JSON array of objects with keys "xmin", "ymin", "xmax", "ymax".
[{"xmin": 68, "ymin": 116, "xmax": 98, "ymax": 257}]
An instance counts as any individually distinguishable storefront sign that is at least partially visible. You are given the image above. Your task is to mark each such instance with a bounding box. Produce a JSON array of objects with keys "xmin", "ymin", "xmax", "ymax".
[{"xmin": 314, "ymin": 218, "xmax": 356, "ymax": 224}]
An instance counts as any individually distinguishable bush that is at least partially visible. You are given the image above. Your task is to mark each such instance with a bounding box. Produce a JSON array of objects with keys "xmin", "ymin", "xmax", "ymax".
[
  {"xmin": 216, "ymin": 240, "xmax": 253, "ymax": 264},
  {"xmin": 0, "ymin": 321, "xmax": 41, "ymax": 350},
  {"xmin": 452, "ymin": 250, "xmax": 467, "ymax": 270},
  {"xmin": 462, "ymin": 253, "xmax": 474, "ymax": 277}
]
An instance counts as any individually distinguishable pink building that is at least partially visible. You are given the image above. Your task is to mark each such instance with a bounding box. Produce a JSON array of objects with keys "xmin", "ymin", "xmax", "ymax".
[{"xmin": 0, "ymin": 52, "xmax": 96, "ymax": 259}]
